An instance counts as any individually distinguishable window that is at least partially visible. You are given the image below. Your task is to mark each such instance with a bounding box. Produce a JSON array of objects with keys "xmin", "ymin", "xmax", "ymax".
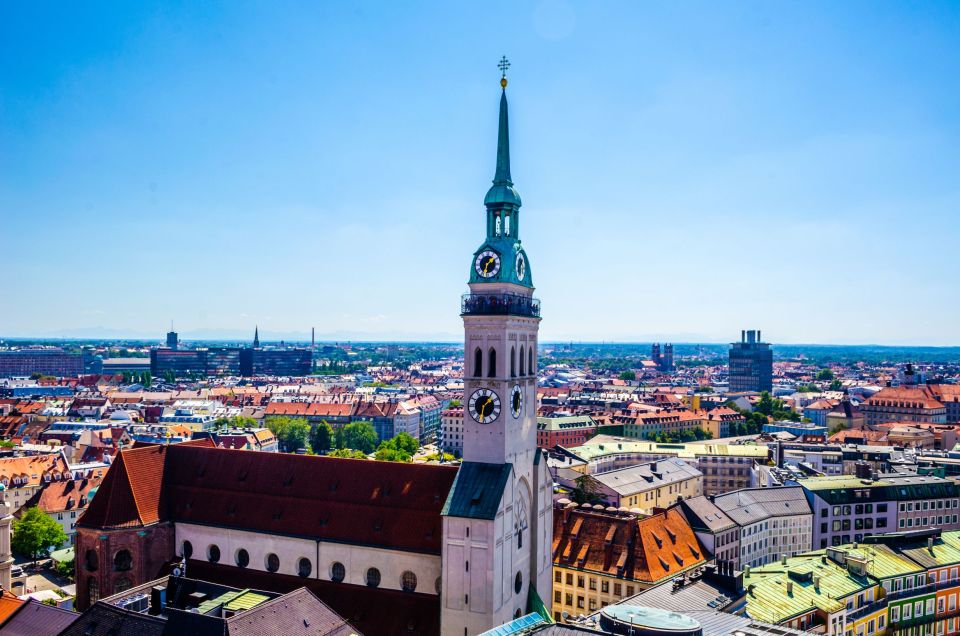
[
  {"xmin": 577, "ymin": 576, "xmax": 584, "ymax": 588},
  {"xmin": 601, "ymin": 580, "xmax": 609, "ymax": 593},
  {"xmin": 84, "ymin": 549, "xmax": 98, "ymax": 572},
  {"xmin": 515, "ymin": 571, "xmax": 523, "ymax": 594},
  {"xmin": 488, "ymin": 348, "xmax": 496, "ymax": 378},
  {"xmin": 207, "ymin": 544, "xmax": 220, "ymax": 563},
  {"xmin": 114, "ymin": 578, "xmax": 132, "ymax": 594},
  {"xmin": 88, "ymin": 577, "xmax": 99, "ymax": 603},
  {"xmin": 235, "ymin": 549, "xmax": 250, "ymax": 568},
  {"xmin": 529, "ymin": 347, "xmax": 534, "ymax": 374},
  {"xmin": 519, "ymin": 346, "xmax": 526, "ymax": 376},
  {"xmin": 474, "ymin": 348, "xmax": 483, "ymax": 377},
  {"xmin": 181, "ymin": 540, "xmax": 193, "ymax": 559},
  {"xmin": 577, "ymin": 596, "xmax": 584, "ymax": 609},
  {"xmin": 265, "ymin": 553, "xmax": 280, "ymax": 573},
  {"xmin": 399, "ymin": 570, "xmax": 418, "ymax": 592},
  {"xmin": 566, "ymin": 573, "xmax": 573, "ymax": 585},
  {"xmin": 366, "ymin": 567, "xmax": 381, "ymax": 588},
  {"xmin": 614, "ymin": 583, "xmax": 622, "ymax": 596},
  {"xmin": 510, "ymin": 347, "xmax": 516, "ymax": 378},
  {"xmin": 113, "ymin": 549, "xmax": 133, "ymax": 572},
  {"xmin": 589, "ymin": 578, "xmax": 597, "ymax": 591},
  {"xmin": 554, "ymin": 591, "xmax": 561, "ymax": 603},
  {"xmin": 297, "ymin": 557, "xmax": 312, "ymax": 578},
  {"xmin": 555, "ymin": 571, "xmax": 561, "ymax": 583}
]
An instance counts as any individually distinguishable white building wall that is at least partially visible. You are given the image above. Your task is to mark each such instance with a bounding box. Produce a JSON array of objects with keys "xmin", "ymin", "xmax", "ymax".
[{"xmin": 175, "ymin": 523, "xmax": 441, "ymax": 595}]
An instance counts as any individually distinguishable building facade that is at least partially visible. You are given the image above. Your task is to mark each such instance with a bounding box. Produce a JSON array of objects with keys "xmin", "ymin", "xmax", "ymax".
[
  {"xmin": 728, "ymin": 330, "xmax": 773, "ymax": 393},
  {"xmin": 0, "ymin": 349, "xmax": 83, "ymax": 378}
]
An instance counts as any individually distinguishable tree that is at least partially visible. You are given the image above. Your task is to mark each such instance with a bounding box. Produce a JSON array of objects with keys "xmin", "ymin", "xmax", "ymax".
[
  {"xmin": 285, "ymin": 419, "xmax": 311, "ymax": 452},
  {"xmin": 12, "ymin": 507, "xmax": 67, "ymax": 563},
  {"xmin": 310, "ymin": 421, "xmax": 334, "ymax": 454},
  {"xmin": 619, "ymin": 371, "xmax": 636, "ymax": 381},
  {"xmin": 448, "ymin": 399, "xmax": 462, "ymax": 408},
  {"xmin": 342, "ymin": 420, "xmax": 379, "ymax": 454},
  {"xmin": 328, "ymin": 448, "xmax": 368, "ymax": 459},
  {"xmin": 374, "ymin": 432, "xmax": 420, "ymax": 462},
  {"xmin": 829, "ymin": 379, "xmax": 844, "ymax": 392},
  {"xmin": 816, "ymin": 368, "xmax": 835, "ymax": 381},
  {"xmin": 570, "ymin": 475, "xmax": 603, "ymax": 505},
  {"xmin": 265, "ymin": 416, "xmax": 311, "ymax": 453}
]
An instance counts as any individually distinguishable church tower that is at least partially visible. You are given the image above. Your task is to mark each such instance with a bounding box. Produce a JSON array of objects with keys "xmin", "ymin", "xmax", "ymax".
[{"xmin": 441, "ymin": 58, "xmax": 553, "ymax": 634}]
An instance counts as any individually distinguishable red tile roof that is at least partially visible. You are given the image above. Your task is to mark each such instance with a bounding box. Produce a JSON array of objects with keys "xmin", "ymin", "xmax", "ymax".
[{"xmin": 81, "ymin": 441, "xmax": 458, "ymax": 554}]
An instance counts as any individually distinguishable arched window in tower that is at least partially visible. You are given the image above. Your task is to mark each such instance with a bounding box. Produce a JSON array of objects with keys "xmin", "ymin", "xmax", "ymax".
[
  {"xmin": 510, "ymin": 346, "xmax": 516, "ymax": 378},
  {"xmin": 113, "ymin": 549, "xmax": 133, "ymax": 572},
  {"xmin": 488, "ymin": 348, "xmax": 497, "ymax": 378},
  {"xmin": 495, "ymin": 216, "xmax": 502, "ymax": 236},
  {"xmin": 519, "ymin": 345, "xmax": 525, "ymax": 376},
  {"xmin": 504, "ymin": 213, "xmax": 511, "ymax": 236},
  {"xmin": 529, "ymin": 346, "xmax": 534, "ymax": 375},
  {"xmin": 88, "ymin": 577, "xmax": 99, "ymax": 604},
  {"xmin": 474, "ymin": 347, "xmax": 483, "ymax": 378}
]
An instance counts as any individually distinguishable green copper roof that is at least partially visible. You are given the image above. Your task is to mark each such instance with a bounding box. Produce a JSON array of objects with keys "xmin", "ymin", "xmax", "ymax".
[
  {"xmin": 485, "ymin": 90, "xmax": 521, "ymax": 208},
  {"xmin": 442, "ymin": 461, "xmax": 512, "ymax": 520}
]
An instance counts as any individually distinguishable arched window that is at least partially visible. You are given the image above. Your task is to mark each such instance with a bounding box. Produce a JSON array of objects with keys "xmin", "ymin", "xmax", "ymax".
[
  {"xmin": 181, "ymin": 540, "xmax": 193, "ymax": 559},
  {"xmin": 114, "ymin": 578, "xmax": 132, "ymax": 594},
  {"xmin": 474, "ymin": 348, "xmax": 483, "ymax": 378},
  {"xmin": 401, "ymin": 570, "xmax": 418, "ymax": 592},
  {"xmin": 517, "ymin": 527, "xmax": 523, "ymax": 550},
  {"xmin": 514, "ymin": 571, "xmax": 523, "ymax": 594},
  {"xmin": 510, "ymin": 347, "xmax": 516, "ymax": 378},
  {"xmin": 330, "ymin": 562, "xmax": 345, "ymax": 583},
  {"xmin": 298, "ymin": 557, "xmax": 312, "ymax": 578},
  {"xmin": 84, "ymin": 549, "xmax": 98, "ymax": 572},
  {"xmin": 88, "ymin": 576, "xmax": 99, "ymax": 604},
  {"xmin": 265, "ymin": 553, "xmax": 280, "ymax": 573},
  {"xmin": 235, "ymin": 549, "xmax": 249, "ymax": 568},
  {"xmin": 366, "ymin": 567, "xmax": 381, "ymax": 588},
  {"xmin": 519, "ymin": 345, "xmax": 525, "ymax": 376},
  {"xmin": 495, "ymin": 216, "xmax": 502, "ymax": 236},
  {"xmin": 488, "ymin": 348, "xmax": 496, "ymax": 378},
  {"xmin": 529, "ymin": 346, "xmax": 534, "ymax": 375},
  {"xmin": 113, "ymin": 550, "xmax": 132, "ymax": 572},
  {"xmin": 207, "ymin": 545, "xmax": 220, "ymax": 563},
  {"xmin": 504, "ymin": 213, "xmax": 511, "ymax": 236}
]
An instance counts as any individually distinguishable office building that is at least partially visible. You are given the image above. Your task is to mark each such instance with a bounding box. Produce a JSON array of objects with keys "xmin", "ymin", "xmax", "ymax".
[{"xmin": 728, "ymin": 330, "xmax": 773, "ymax": 393}]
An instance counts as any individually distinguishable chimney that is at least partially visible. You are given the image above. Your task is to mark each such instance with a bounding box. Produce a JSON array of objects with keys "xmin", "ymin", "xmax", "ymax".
[
  {"xmin": 781, "ymin": 554, "xmax": 787, "ymax": 566},
  {"xmin": 814, "ymin": 575, "xmax": 821, "ymax": 591},
  {"xmin": 786, "ymin": 581, "xmax": 793, "ymax": 595},
  {"xmin": 929, "ymin": 537, "xmax": 935, "ymax": 553},
  {"xmin": 150, "ymin": 585, "xmax": 167, "ymax": 615}
]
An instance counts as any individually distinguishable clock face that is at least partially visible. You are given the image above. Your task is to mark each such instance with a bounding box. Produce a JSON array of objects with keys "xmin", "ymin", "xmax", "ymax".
[
  {"xmin": 475, "ymin": 250, "xmax": 500, "ymax": 278},
  {"xmin": 468, "ymin": 388, "xmax": 501, "ymax": 424},
  {"xmin": 515, "ymin": 252, "xmax": 526, "ymax": 281},
  {"xmin": 511, "ymin": 384, "xmax": 522, "ymax": 418}
]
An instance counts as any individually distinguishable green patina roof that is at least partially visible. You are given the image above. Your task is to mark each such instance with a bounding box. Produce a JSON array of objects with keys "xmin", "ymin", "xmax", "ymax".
[
  {"xmin": 196, "ymin": 589, "xmax": 271, "ymax": 615},
  {"xmin": 801, "ymin": 474, "xmax": 958, "ymax": 504},
  {"xmin": 902, "ymin": 533, "xmax": 960, "ymax": 569},
  {"xmin": 442, "ymin": 461, "xmax": 512, "ymax": 520},
  {"xmin": 743, "ymin": 554, "xmax": 871, "ymax": 623}
]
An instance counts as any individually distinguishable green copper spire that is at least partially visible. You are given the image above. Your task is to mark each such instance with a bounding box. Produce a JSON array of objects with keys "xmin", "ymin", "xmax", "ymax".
[
  {"xmin": 485, "ymin": 57, "xmax": 521, "ymax": 208},
  {"xmin": 494, "ymin": 89, "xmax": 512, "ymax": 186}
]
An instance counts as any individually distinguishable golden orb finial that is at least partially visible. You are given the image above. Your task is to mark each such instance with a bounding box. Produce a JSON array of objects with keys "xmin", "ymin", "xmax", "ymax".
[{"xmin": 500, "ymin": 77, "xmax": 508, "ymax": 89}]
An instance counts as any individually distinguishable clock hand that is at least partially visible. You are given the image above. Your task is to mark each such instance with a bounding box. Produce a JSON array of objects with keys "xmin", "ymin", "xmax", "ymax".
[{"xmin": 483, "ymin": 258, "xmax": 492, "ymax": 274}]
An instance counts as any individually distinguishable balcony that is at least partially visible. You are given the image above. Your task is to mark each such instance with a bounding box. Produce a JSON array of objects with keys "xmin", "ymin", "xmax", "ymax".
[
  {"xmin": 847, "ymin": 598, "xmax": 888, "ymax": 622},
  {"xmin": 461, "ymin": 293, "xmax": 541, "ymax": 318}
]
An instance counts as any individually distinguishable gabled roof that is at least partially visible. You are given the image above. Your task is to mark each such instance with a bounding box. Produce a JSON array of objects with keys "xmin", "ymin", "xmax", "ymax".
[
  {"xmin": 58, "ymin": 601, "xmax": 166, "ymax": 636},
  {"xmin": 165, "ymin": 445, "xmax": 457, "ymax": 553},
  {"xmin": 441, "ymin": 461, "xmax": 512, "ymax": 520},
  {"xmin": 0, "ymin": 597, "xmax": 78, "ymax": 636}
]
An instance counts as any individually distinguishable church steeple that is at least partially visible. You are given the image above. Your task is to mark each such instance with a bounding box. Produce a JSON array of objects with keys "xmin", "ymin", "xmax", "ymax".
[
  {"xmin": 253, "ymin": 326, "xmax": 260, "ymax": 349},
  {"xmin": 484, "ymin": 57, "xmax": 521, "ymax": 211}
]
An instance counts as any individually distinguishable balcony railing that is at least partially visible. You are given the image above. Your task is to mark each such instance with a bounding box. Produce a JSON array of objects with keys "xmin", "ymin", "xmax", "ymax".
[
  {"xmin": 461, "ymin": 293, "xmax": 541, "ymax": 318},
  {"xmin": 847, "ymin": 598, "xmax": 888, "ymax": 622}
]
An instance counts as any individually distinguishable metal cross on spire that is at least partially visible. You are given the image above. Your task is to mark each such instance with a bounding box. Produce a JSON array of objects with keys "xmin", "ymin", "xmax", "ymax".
[{"xmin": 498, "ymin": 55, "xmax": 510, "ymax": 78}]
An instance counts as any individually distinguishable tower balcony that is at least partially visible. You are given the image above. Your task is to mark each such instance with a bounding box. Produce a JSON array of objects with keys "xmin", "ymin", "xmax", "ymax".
[{"xmin": 461, "ymin": 292, "xmax": 541, "ymax": 318}]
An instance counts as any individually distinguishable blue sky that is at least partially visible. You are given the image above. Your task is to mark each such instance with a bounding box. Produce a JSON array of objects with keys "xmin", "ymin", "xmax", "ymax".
[{"xmin": 2, "ymin": 1, "xmax": 958, "ymax": 344}]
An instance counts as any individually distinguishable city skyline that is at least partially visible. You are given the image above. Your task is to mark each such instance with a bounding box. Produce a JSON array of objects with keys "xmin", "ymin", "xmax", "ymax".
[{"xmin": 3, "ymin": 2, "xmax": 959, "ymax": 345}]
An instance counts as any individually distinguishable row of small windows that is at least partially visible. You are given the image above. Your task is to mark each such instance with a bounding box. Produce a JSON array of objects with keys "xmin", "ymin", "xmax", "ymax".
[
  {"xmin": 183, "ymin": 541, "xmax": 422, "ymax": 592},
  {"xmin": 473, "ymin": 346, "xmax": 535, "ymax": 378}
]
